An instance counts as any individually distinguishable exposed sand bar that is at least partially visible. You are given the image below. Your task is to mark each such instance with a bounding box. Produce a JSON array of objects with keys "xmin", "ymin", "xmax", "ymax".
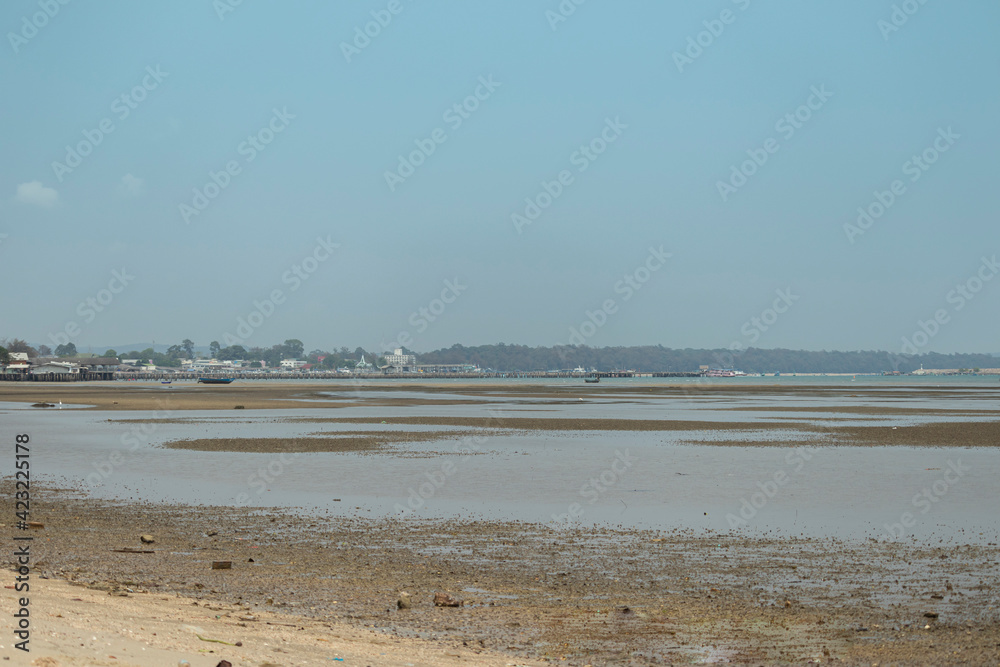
[{"xmin": 4, "ymin": 380, "xmax": 1000, "ymax": 411}]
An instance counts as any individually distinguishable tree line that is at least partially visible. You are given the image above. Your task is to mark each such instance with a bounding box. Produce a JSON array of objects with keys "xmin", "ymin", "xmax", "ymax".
[
  {"xmin": 416, "ymin": 343, "xmax": 999, "ymax": 374},
  {"xmin": 3, "ymin": 337, "xmax": 997, "ymax": 373}
]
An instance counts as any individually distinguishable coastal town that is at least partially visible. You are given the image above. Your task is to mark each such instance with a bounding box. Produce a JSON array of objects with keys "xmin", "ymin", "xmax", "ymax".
[{"xmin": 2, "ymin": 345, "xmax": 996, "ymax": 382}]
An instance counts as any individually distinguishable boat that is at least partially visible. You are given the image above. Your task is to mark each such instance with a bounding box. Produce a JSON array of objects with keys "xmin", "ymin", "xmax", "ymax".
[
  {"xmin": 160, "ymin": 380, "xmax": 172, "ymax": 384},
  {"xmin": 704, "ymin": 368, "xmax": 746, "ymax": 377},
  {"xmin": 197, "ymin": 377, "xmax": 234, "ymax": 384},
  {"xmin": 584, "ymin": 375, "xmax": 600, "ymax": 383}
]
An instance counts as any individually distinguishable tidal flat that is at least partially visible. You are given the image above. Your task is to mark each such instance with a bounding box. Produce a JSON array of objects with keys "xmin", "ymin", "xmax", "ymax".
[{"xmin": 2, "ymin": 379, "xmax": 999, "ymax": 664}]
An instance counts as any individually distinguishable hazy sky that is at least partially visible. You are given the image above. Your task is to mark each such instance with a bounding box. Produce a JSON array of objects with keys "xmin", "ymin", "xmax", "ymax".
[{"xmin": 2, "ymin": 1, "xmax": 998, "ymax": 355}]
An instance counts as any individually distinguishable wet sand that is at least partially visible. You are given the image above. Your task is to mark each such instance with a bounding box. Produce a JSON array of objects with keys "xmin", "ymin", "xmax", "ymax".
[
  {"xmin": 9, "ymin": 485, "xmax": 1000, "ymax": 665},
  {"xmin": 5, "ymin": 380, "xmax": 1000, "ymax": 412},
  {"xmin": 163, "ymin": 430, "xmax": 491, "ymax": 454}
]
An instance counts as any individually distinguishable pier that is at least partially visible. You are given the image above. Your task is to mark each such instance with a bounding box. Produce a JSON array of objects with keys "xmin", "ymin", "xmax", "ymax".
[{"xmin": 1, "ymin": 370, "xmax": 702, "ymax": 382}]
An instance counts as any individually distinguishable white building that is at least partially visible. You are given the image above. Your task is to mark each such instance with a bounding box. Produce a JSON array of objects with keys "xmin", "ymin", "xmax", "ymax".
[
  {"xmin": 384, "ymin": 348, "xmax": 417, "ymax": 371},
  {"xmin": 190, "ymin": 359, "xmax": 236, "ymax": 371},
  {"xmin": 280, "ymin": 359, "xmax": 308, "ymax": 369},
  {"xmin": 31, "ymin": 361, "xmax": 79, "ymax": 375},
  {"xmin": 3, "ymin": 352, "xmax": 31, "ymax": 373}
]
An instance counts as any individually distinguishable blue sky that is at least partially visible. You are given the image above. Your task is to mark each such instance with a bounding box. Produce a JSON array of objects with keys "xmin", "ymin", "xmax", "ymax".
[{"xmin": 2, "ymin": 0, "xmax": 998, "ymax": 355}]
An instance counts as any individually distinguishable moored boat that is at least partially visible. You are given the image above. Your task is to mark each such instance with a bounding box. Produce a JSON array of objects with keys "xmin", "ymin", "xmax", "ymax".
[
  {"xmin": 704, "ymin": 368, "xmax": 746, "ymax": 377},
  {"xmin": 197, "ymin": 377, "xmax": 234, "ymax": 384}
]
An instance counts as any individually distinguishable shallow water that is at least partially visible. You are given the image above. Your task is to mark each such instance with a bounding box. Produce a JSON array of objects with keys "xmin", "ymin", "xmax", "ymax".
[{"xmin": 3, "ymin": 382, "xmax": 999, "ymax": 543}]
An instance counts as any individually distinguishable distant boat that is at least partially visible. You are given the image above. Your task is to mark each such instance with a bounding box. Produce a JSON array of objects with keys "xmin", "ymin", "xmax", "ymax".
[
  {"xmin": 704, "ymin": 368, "xmax": 745, "ymax": 377},
  {"xmin": 197, "ymin": 377, "xmax": 234, "ymax": 384},
  {"xmin": 160, "ymin": 380, "xmax": 172, "ymax": 384},
  {"xmin": 585, "ymin": 375, "xmax": 600, "ymax": 383}
]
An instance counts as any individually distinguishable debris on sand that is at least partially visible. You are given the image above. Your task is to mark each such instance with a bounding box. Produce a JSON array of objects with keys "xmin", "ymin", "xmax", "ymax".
[{"xmin": 434, "ymin": 592, "xmax": 462, "ymax": 607}]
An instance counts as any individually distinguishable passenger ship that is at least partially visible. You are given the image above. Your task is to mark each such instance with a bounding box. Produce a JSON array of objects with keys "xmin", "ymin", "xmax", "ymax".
[{"xmin": 704, "ymin": 368, "xmax": 746, "ymax": 377}]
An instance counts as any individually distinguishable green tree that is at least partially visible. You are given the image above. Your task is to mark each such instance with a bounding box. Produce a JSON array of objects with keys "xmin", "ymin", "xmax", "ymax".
[
  {"xmin": 55, "ymin": 342, "xmax": 77, "ymax": 357},
  {"xmin": 2, "ymin": 338, "xmax": 38, "ymax": 357},
  {"xmin": 182, "ymin": 339, "xmax": 195, "ymax": 359},
  {"xmin": 210, "ymin": 341, "xmax": 221, "ymax": 358},
  {"xmin": 38, "ymin": 344, "xmax": 52, "ymax": 357},
  {"xmin": 218, "ymin": 345, "xmax": 247, "ymax": 360},
  {"xmin": 103, "ymin": 349, "xmax": 118, "ymax": 358},
  {"xmin": 283, "ymin": 339, "xmax": 304, "ymax": 359},
  {"xmin": 0, "ymin": 346, "xmax": 9, "ymax": 366}
]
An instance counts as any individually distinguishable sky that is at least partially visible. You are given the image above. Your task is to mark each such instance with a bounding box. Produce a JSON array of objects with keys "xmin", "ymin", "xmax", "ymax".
[{"xmin": 2, "ymin": 0, "xmax": 998, "ymax": 356}]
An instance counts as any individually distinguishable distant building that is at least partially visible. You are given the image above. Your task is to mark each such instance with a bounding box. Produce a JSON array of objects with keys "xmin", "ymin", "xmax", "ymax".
[
  {"xmin": 280, "ymin": 359, "xmax": 308, "ymax": 369},
  {"xmin": 32, "ymin": 361, "xmax": 79, "ymax": 375},
  {"xmin": 384, "ymin": 348, "xmax": 417, "ymax": 371},
  {"xmin": 355, "ymin": 355, "xmax": 373, "ymax": 371},
  {"xmin": 190, "ymin": 359, "xmax": 236, "ymax": 371},
  {"xmin": 3, "ymin": 352, "xmax": 31, "ymax": 374},
  {"xmin": 75, "ymin": 357, "xmax": 120, "ymax": 372}
]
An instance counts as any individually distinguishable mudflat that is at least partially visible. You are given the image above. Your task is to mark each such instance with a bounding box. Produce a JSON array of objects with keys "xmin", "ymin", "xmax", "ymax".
[
  {"xmin": 3, "ymin": 380, "xmax": 999, "ymax": 664},
  {"xmin": 10, "ymin": 486, "xmax": 1000, "ymax": 665}
]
